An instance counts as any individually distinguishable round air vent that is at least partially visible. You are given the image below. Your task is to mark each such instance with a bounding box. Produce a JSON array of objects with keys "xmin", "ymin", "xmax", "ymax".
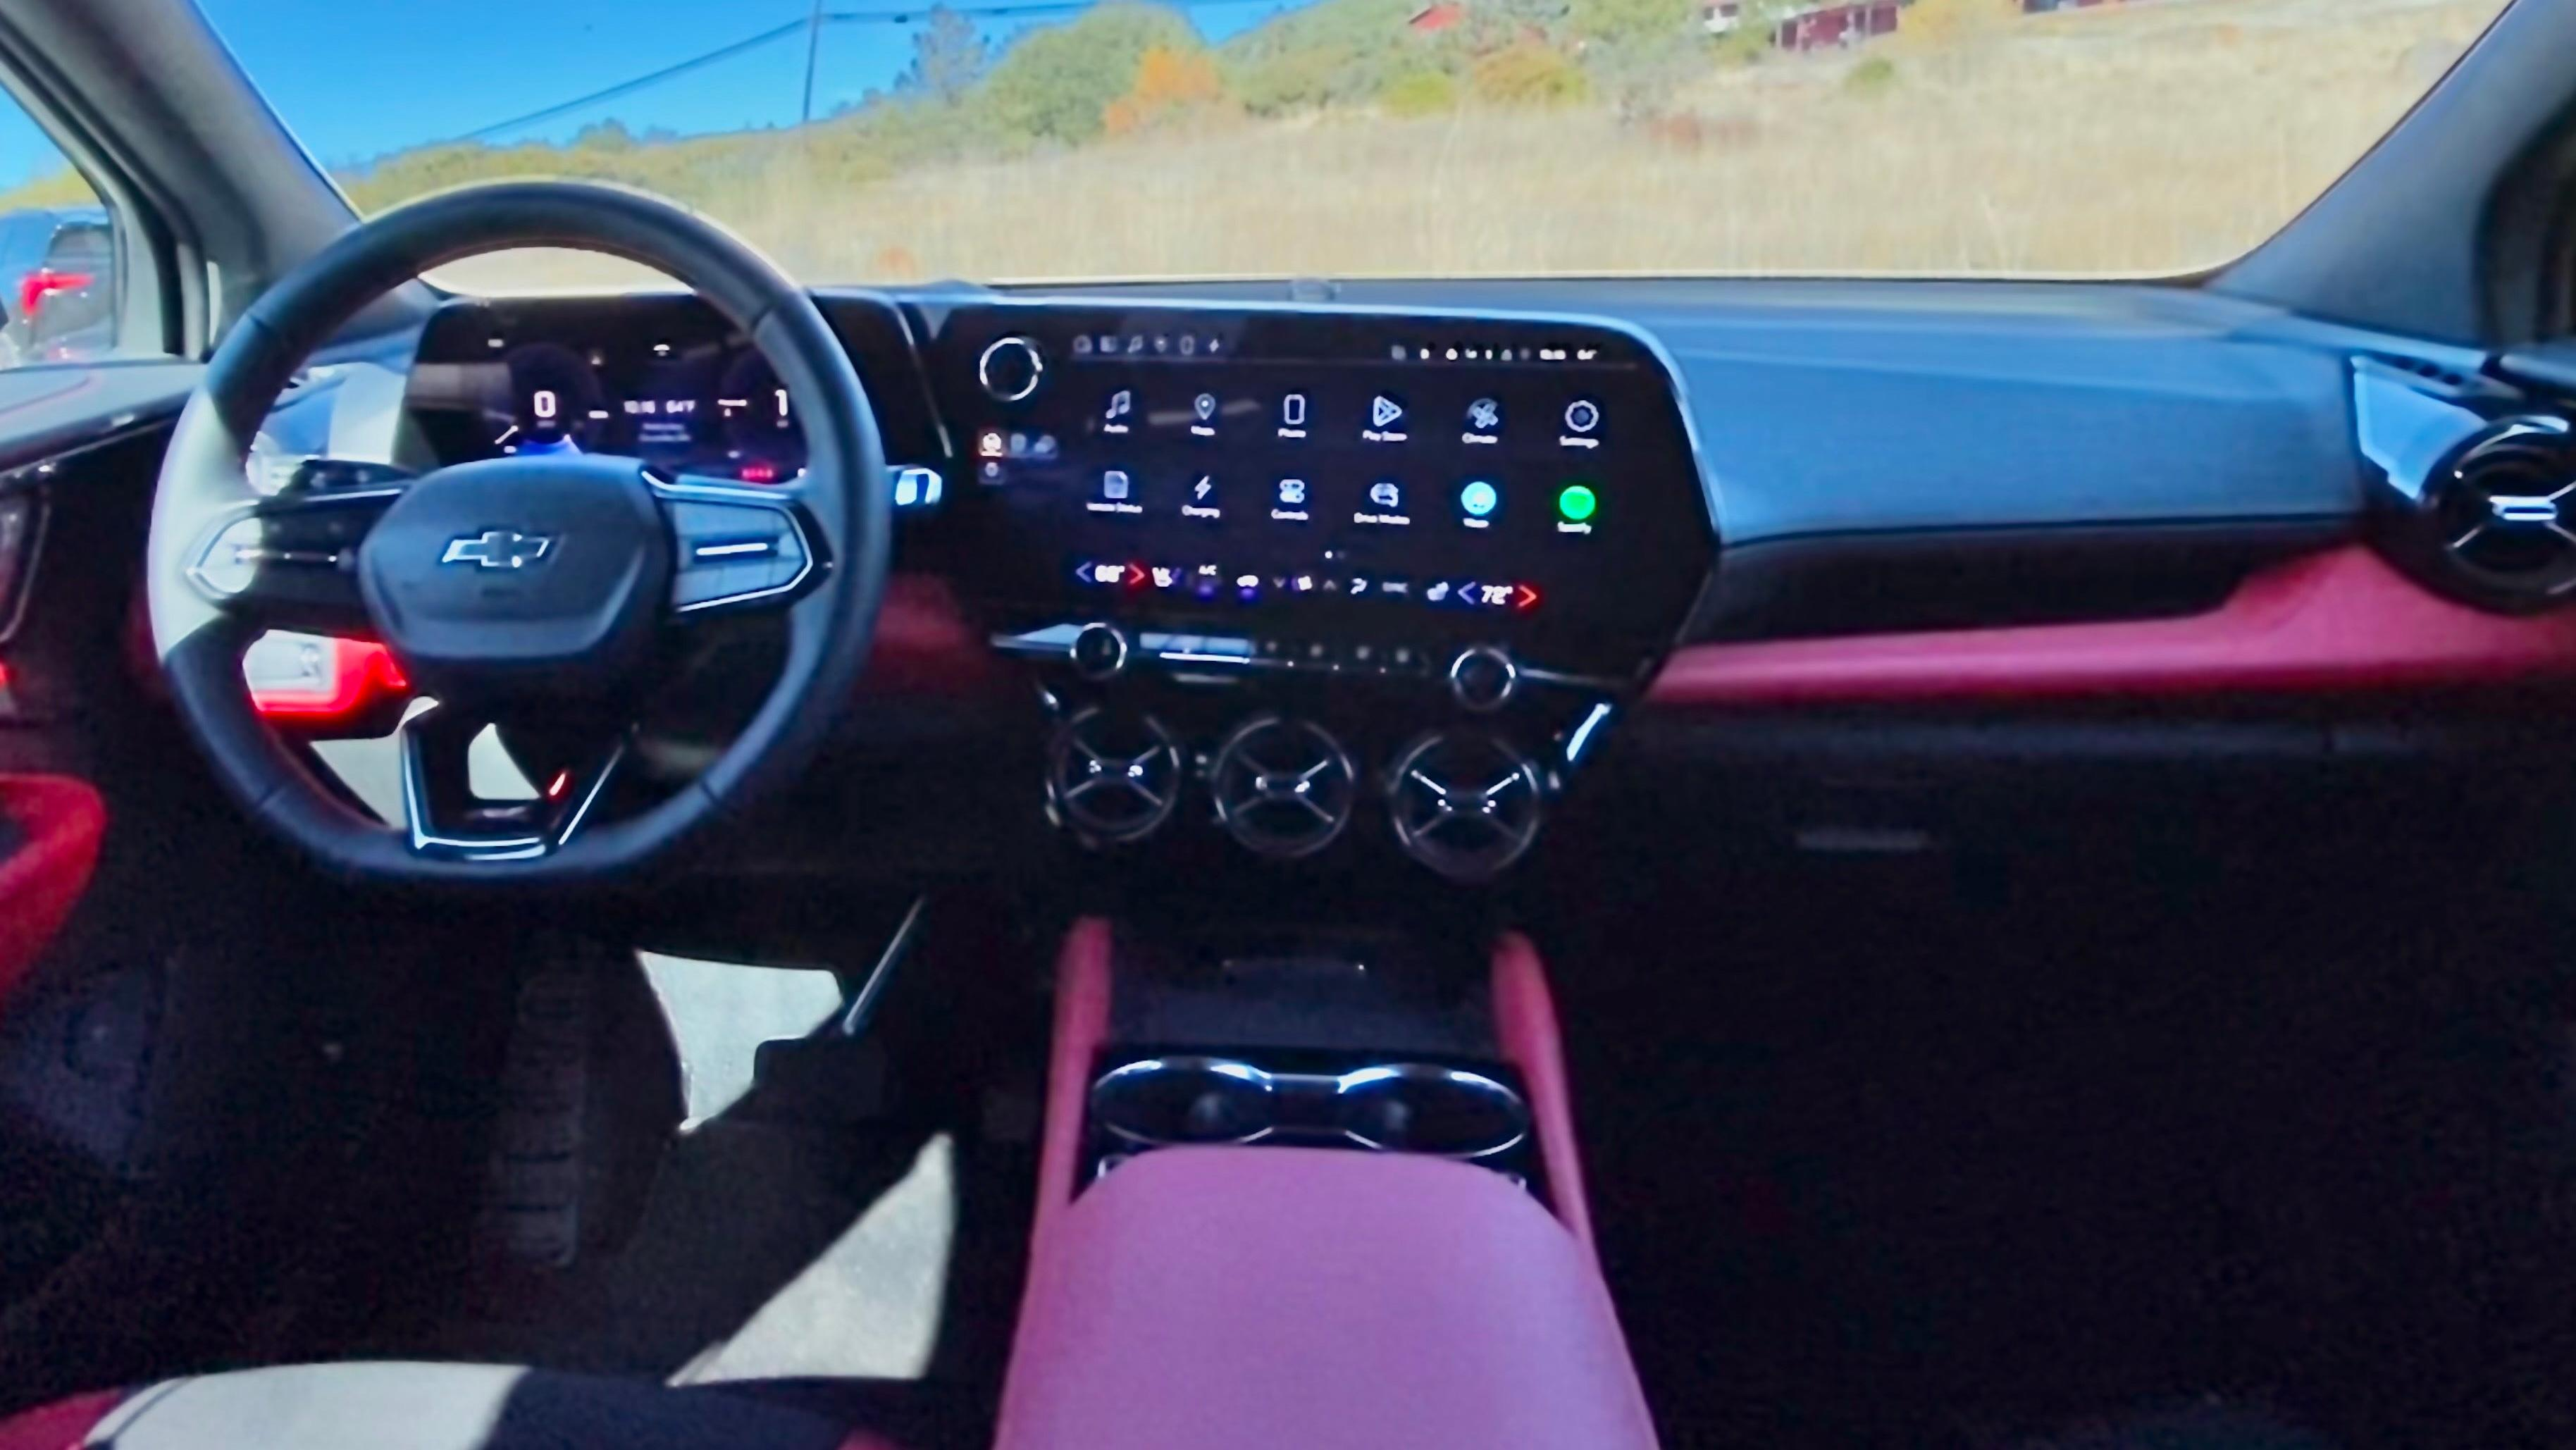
[
  {"xmin": 1046, "ymin": 707, "xmax": 1182, "ymax": 846},
  {"xmin": 1386, "ymin": 731, "xmax": 1544, "ymax": 883},
  {"xmin": 2416, "ymin": 420, "xmax": 2576, "ymax": 609},
  {"xmin": 1208, "ymin": 715, "xmax": 1356, "ymax": 860}
]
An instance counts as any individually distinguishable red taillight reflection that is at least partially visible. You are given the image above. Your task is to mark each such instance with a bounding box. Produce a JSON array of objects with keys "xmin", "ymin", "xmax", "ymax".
[{"xmin": 17, "ymin": 268, "xmax": 92, "ymax": 318}]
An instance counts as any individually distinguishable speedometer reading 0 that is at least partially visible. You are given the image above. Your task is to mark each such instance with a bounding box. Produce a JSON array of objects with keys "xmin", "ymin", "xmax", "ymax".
[{"xmin": 500, "ymin": 343, "xmax": 609, "ymax": 454}]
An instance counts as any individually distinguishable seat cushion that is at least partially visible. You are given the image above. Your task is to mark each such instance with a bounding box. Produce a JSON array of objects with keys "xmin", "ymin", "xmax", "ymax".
[{"xmin": 0, "ymin": 1363, "xmax": 896, "ymax": 1450}]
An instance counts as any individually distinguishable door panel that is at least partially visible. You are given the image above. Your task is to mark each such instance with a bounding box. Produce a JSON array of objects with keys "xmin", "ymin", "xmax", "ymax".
[{"xmin": 0, "ymin": 773, "xmax": 101, "ymax": 1005}]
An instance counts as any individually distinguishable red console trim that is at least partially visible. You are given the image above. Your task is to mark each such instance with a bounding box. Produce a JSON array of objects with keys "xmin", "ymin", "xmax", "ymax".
[
  {"xmin": 1029, "ymin": 917, "xmax": 1114, "ymax": 1258},
  {"xmin": 1649, "ymin": 546, "xmax": 2576, "ymax": 708},
  {"xmin": 0, "ymin": 1389, "xmax": 121, "ymax": 1450},
  {"xmin": 1492, "ymin": 933, "xmax": 1598, "ymax": 1253},
  {"xmin": 0, "ymin": 775, "xmax": 105, "ymax": 1010}
]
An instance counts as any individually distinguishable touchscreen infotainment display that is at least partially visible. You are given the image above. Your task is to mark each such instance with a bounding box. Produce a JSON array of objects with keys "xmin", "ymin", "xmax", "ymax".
[{"xmin": 919, "ymin": 304, "xmax": 1712, "ymax": 665}]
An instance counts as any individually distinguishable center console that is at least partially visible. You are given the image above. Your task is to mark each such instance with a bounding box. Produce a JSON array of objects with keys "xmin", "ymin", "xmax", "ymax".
[
  {"xmin": 917, "ymin": 302, "xmax": 1716, "ymax": 882},
  {"xmin": 999, "ymin": 918, "xmax": 1656, "ymax": 1450}
]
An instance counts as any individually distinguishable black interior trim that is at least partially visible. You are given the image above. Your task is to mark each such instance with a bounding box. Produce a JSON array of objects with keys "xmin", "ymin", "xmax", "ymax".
[{"xmin": 1687, "ymin": 519, "xmax": 2351, "ymax": 644}]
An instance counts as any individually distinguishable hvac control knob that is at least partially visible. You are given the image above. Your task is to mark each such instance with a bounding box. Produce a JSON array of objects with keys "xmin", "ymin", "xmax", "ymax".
[
  {"xmin": 1447, "ymin": 646, "xmax": 1517, "ymax": 713},
  {"xmin": 1071, "ymin": 621, "xmax": 1131, "ymax": 681},
  {"xmin": 977, "ymin": 335, "xmax": 1044, "ymax": 402}
]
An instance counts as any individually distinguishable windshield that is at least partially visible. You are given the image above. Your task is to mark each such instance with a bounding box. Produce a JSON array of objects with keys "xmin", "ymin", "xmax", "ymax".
[{"xmin": 9, "ymin": 0, "xmax": 2524, "ymax": 287}]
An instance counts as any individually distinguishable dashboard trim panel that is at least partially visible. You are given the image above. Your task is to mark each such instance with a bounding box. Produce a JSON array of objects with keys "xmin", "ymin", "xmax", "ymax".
[{"xmin": 1647, "ymin": 545, "xmax": 2576, "ymax": 709}]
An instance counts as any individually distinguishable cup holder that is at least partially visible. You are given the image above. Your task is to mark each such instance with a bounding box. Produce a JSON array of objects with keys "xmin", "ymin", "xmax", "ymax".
[{"xmin": 1090, "ymin": 1055, "xmax": 1530, "ymax": 1160}]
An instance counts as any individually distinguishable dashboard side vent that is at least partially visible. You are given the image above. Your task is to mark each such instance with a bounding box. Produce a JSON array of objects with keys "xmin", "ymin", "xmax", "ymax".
[{"xmin": 2413, "ymin": 420, "xmax": 2576, "ymax": 609}]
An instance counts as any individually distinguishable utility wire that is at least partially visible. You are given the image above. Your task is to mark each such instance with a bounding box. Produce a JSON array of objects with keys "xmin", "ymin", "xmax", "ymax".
[
  {"xmin": 457, "ymin": 0, "xmax": 1287, "ymax": 143},
  {"xmin": 459, "ymin": 18, "xmax": 810, "ymax": 141}
]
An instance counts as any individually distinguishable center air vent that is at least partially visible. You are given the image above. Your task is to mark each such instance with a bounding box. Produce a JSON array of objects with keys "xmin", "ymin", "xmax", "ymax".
[
  {"xmin": 2418, "ymin": 420, "xmax": 2576, "ymax": 609},
  {"xmin": 1208, "ymin": 716, "xmax": 1355, "ymax": 860},
  {"xmin": 1386, "ymin": 731, "xmax": 1545, "ymax": 883},
  {"xmin": 1046, "ymin": 707, "xmax": 1182, "ymax": 846}
]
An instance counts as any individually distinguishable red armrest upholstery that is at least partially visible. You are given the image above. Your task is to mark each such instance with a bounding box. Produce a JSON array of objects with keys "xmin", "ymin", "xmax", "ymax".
[{"xmin": 996, "ymin": 1146, "xmax": 1660, "ymax": 1450}]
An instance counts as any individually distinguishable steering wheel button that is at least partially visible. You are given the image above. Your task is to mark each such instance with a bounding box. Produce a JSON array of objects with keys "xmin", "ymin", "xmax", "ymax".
[
  {"xmin": 192, "ymin": 516, "xmax": 267, "ymax": 595},
  {"xmin": 674, "ymin": 565, "xmax": 742, "ymax": 608},
  {"xmin": 688, "ymin": 537, "xmax": 776, "ymax": 563}
]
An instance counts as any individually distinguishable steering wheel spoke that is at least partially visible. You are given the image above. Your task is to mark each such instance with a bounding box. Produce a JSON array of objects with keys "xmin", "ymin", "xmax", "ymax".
[
  {"xmin": 650, "ymin": 470, "xmax": 825, "ymax": 616},
  {"xmin": 397, "ymin": 704, "xmax": 627, "ymax": 860},
  {"xmin": 184, "ymin": 471, "xmax": 407, "ymax": 633},
  {"xmin": 148, "ymin": 182, "xmax": 886, "ymax": 883}
]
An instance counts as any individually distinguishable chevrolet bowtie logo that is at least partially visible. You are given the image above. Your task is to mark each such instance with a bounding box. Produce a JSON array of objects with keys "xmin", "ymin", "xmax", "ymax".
[{"xmin": 441, "ymin": 529, "xmax": 555, "ymax": 569}]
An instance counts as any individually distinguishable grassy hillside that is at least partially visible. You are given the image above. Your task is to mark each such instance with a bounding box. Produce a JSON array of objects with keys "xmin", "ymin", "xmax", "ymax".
[{"xmin": 0, "ymin": 0, "xmax": 2512, "ymax": 285}]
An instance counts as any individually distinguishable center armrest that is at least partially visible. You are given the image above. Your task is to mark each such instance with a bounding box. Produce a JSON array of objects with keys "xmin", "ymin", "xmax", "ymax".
[{"xmin": 994, "ymin": 1146, "xmax": 1659, "ymax": 1450}]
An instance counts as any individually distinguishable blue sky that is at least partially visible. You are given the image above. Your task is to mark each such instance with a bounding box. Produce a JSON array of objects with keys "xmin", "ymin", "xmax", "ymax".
[{"xmin": 0, "ymin": 0, "xmax": 1299, "ymax": 187}]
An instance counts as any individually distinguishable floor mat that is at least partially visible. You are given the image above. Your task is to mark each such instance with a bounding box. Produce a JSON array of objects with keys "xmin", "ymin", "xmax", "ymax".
[
  {"xmin": 1544, "ymin": 826, "xmax": 2576, "ymax": 1450},
  {"xmin": 338, "ymin": 903, "xmax": 1053, "ymax": 1449}
]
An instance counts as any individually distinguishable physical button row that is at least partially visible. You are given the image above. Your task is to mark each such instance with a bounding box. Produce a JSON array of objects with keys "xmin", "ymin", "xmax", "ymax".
[{"xmin": 998, "ymin": 621, "xmax": 1514, "ymax": 708}]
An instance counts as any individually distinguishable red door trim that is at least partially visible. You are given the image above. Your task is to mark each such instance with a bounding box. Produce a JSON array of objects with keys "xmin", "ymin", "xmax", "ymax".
[{"xmin": 0, "ymin": 774, "xmax": 105, "ymax": 1009}]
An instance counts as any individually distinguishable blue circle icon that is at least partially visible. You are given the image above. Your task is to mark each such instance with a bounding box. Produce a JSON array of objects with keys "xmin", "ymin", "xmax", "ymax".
[{"xmin": 1460, "ymin": 480, "xmax": 1499, "ymax": 519}]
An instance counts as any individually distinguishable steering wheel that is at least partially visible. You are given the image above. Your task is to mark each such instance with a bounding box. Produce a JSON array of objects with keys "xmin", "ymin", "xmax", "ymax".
[{"xmin": 144, "ymin": 182, "xmax": 890, "ymax": 884}]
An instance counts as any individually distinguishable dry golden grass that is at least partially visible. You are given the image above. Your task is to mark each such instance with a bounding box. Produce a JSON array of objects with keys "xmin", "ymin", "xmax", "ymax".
[{"xmin": 431, "ymin": 0, "xmax": 2510, "ymax": 292}]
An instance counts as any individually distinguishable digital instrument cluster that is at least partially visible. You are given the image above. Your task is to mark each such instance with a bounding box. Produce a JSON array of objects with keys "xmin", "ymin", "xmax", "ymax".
[{"xmin": 405, "ymin": 297, "xmax": 814, "ymax": 485}]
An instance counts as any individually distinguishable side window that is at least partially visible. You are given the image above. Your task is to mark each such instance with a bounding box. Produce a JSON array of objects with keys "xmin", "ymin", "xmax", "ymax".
[{"xmin": 0, "ymin": 101, "xmax": 123, "ymax": 370}]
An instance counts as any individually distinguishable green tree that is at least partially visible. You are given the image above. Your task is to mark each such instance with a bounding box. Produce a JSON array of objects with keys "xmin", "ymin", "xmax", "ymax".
[
  {"xmin": 1573, "ymin": 0, "xmax": 1707, "ymax": 118},
  {"xmin": 1585, "ymin": 37, "xmax": 1701, "ymax": 118},
  {"xmin": 902, "ymin": 6, "xmax": 993, "ymax": 102},
  {"xmin": 1470, "ymin": 39, "xmax": 1591, "ymax": 106},
  {"xmin": 1219, "ymin": 0, "xmax": 1419, "ymax": 115},
  {"xmin": 1711, "ymin": 0, "xmax": 1797, "ymax": 63},
  {"xmin": 1454, "ymin": 0, "xmax": 1571, "ymax": 55},
  {"xmin": 571, "ymin": 119, "xmax": 638, "ymax": 151},
  {"xmin": 1567, "ymin": 0, "xmax": 1695, "ymax": 47},
  {"xmin": 1379, "ymin": 68, "xmax": 1459, "ymax": 116},
  {"xmin": 982, "ymin": 3, "xmax": 1202, "ymax": 143}
]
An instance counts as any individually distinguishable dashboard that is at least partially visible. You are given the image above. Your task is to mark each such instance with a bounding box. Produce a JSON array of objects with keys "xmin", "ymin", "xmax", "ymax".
[
  {"xmin": 399, "ymin": 292, "xmax": 1716, "ymax": 882},
  {"xmin": 380, "ymin": 279, "xmax": 2576, "ymax": 883}
]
